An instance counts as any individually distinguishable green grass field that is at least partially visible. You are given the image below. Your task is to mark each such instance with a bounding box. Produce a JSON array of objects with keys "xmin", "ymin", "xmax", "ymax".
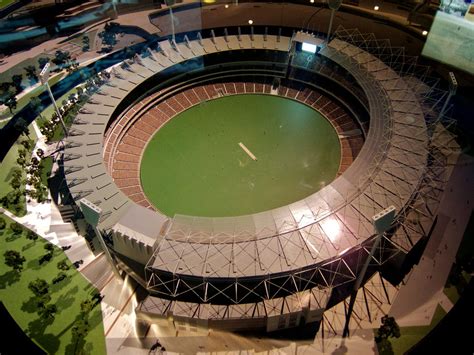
[
  {"xmin": 0, "ymin": 73, "xmax": 63, "ymax": 120},
  {"xmin": 0, "ymin": 216, "xmax": 105, "ymax": 354},
  {"xmin": 0, "ymin": 0, "xmax": 15, "ymax": 9},
  {"xmin": 141, "ymin": 95, "xmax": 340, "ymax": 217},
  {"xmin": 0, "ymin": 128, "xmax": 37, "ymax": 216}
]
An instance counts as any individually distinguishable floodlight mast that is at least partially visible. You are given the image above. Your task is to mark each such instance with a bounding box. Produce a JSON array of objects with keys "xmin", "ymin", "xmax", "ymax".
[
  {"xmin": 166, "ymin": 0, "xmax": 176, "ymax": 43},
  {"xmin": 327, "ymin": 0, "xmax": 342, "ymax": 43},
  {"xmin": 342, "ymin": 206, "xmax": 396, "ymax": 338},
  {"xmin": 40, "ymin": 63, "xmax": 68, "ymax": 138},
  {"xmin": 438, "ymin": 71, "xmax": 458, "ymax": 120}
]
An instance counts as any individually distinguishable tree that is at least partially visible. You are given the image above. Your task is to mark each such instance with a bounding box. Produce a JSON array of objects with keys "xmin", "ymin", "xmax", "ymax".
[
  {"xmin": 66, "ymin": 59, "xmax": 79, "ymax": 73},
  {"xmin": 52, "ymin": 272, "xmax": 67, "ymax": 284},
  {"xmin": 39, "ymin": 252, "xmax": 53, "ymax": 265},
  {"xmin": 57, "ymin": 260, "xmax": 70, "ymax": 271},
  {"xmin": 39, "ymin": 304, "xmax": 57, "ymax": 321},
  {"xmin": 76, "ymin": 87, "xmax": 85, "ymax": 101},
  {"xmin": 82, "ymin": 35, "xmax": 90, "ymax": 52},
  {"xmin": 21, "ymin": 139, "xmax": 32, "ymax": 150},
  {"xmin": 30, "ymin": 96, "xmax": 44, "ymax": 120},
  {"xmin": 26, "ymin": 230, "xmax": 39, "ymax": 242},
  {"xmin": 0, "ymin": 81, "xmax": 11, "ymax": 92},
  {"xmin": 378, "ymin": 338, "xmax": 394, "ymax": 355},
  {"xmin": 91, "ymin": 291, "xmax": 103, "ymax": 305},
  {"xmin": 28, "ymin": 278, "xmax": 49, "ymax": 297},
  {"xmin": 0, "ymin": 217, "xmax": 6, "ymax": 230},
  {"xmin": 80, "ymin": 299, "xmax": 95, "ymax": 315},
  {"xmin": 10, "ymin": 175, "xmax": 21, "ymax": 189},
  {"xmin": 25, "ymin": 65, "xmax": 38, "ymax": 84},
  {"xmin": 3, "ymin": 88, "xmax": 17, "ymax": 113},
  {"xmin": 71, "ymin": 318, "xmax": 89, "ymax": 353},
  {"xmin": 1, "ymin": 190, "xmax": 22, "ymax": 209},
  {"xmin": 11, "ymin": 168, "xmax": 22, "ymax": 180},
  {"xmin": 39, "ymin": 243, "xmax": 55, "ymax": 264},
  {"xmin": 31, "ymin": 156, "xmax": 39, "ymax": 166},
  {"xmin": 52, "ymin": 50, "xmax": 71, "ymax": 71},
  {"xmin": 4, "ymin": 250, "xmax": 26, "ymax": 272},
  {"xmin": 38, "ymin": 57, "xmax": 49, "ymax": 71},
  {"xmin": 375, "ymin": 315, "xmax": 400, "ymax": 354},
  {"xmin": 18, "ymin": 148, "xmax": 27, "ymax": 159},
  {"xmin": 36, "ymin": 148, "xmax": 44, "ymax": 158},
  {"xmin": 68, "ymin": 93, "xmax": 77, "ymax": 104},
  {"xmin": 13, "ymin": 117, "xmax": 29, "ymax": 137},
  {"xmin": 98, "ymin": 23, "xmax": 118, "ymax": 52},
  {"xmin": 9, "ymin": 221, "xmax": 23, "ymax": 235},
  {"xmin": 11, "ymin": 74, "xmax": 23, "ymax": 94},
  {"xmin": 72, "ymin": 319, "xmax": 88, "ymax": 336}
]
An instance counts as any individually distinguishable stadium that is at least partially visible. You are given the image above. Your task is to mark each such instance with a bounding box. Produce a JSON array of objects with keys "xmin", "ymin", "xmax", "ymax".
[
  {"xmin": 1, "ymin": 0, "xmax": 472, "ymax": 353},
  {"xmin": 63, "ymin": 25, "xmax": 457, "ymax": 334}
]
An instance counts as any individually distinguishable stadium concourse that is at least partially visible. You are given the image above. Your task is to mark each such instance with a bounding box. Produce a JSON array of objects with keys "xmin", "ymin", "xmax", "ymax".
[{"xmin": 58, "ymin": 24, "xmax": 460, "ymax": 349}]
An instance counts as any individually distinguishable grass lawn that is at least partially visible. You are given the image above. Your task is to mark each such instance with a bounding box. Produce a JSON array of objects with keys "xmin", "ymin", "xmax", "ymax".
[
  {"xmin": 36, "ymin": 87, "xmax": 77, "ymax": 127},
  {"xmin": 0, "ymin": 130, "xmax": 36, "ymax": 216},
  {"xmin": 141, "ymin": 94, "xmax": 341, "ymax": 217},
  {"xmin": 444, "ymin": 271, "xmax": 472, "ymax": 304},
  {"xmin": 36, "ymin": 85, "xmax": 85, "ymax": 143},
  {"xmin": 39, "ymin": 157, "xmax": 54, "ymax": 186},
  {"xmin": 0, "ymin": 216, "xmax": 106, "ymax": 354},
  {"xmin": 69, "ymin": 30, "xmax": 98, "ymax": 48},
  {"xmin": 0, "ymin": 119, "xmax": 9, "ymax": 128},
  {"xmin": 0, "ymin": 73, "xmax": 63, "ymax": 120},
  {"xmin": 376, "ymin": 305, "xmax": 446, "ymax": 355},
  {"xmin": 0, "ymin": 53, "xmax": 54, "ymax": 85},
  {"xmin": 0, "ymin": 0, "xmax": 15, "ymax": 10},
  {"xmin": 37, "ymin": 88, "xmax": 86, "ymax": 142}
]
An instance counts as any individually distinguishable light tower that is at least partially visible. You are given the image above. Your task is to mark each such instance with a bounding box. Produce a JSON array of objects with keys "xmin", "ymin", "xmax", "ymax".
[
  {"xmin": 327, "ymin": 0, "xmax": 342, "ymax": 43},
  {"xmin": 39, "ymin": 62, "xmax": 68, "ymax": 138}
]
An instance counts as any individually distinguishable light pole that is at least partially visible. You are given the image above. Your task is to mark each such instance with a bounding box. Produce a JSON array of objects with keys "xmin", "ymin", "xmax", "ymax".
[
  {"xmin": 166, "ymin": 0, "xmax": 176, "ymax": 43},
  {"xmin": 327, "ymin": 0, "xmax": 342, "ymax": 43},
  {"xmin": 40, "ymin": 62, "xmax": 68, "ymax": 138},
  {"xmin": 439, "ymin": 72, "xmax": 458, "ymax": 119},
  {"xmin": 342, "ymin": 206, "xmax": 396, "ymax": 338}
]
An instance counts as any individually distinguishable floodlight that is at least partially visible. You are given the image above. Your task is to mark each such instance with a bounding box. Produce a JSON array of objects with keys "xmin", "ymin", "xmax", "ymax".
[
  {"xmin": 39, "ymin": 62, "xmax": 51, "ymax": 85},
  {"xmin": 372, "ymin": 206, "xmax": 396, "ymax": 234},
  {"xmin": 302, "ymin": 42, "xmax": 317, "ymax": 53}
]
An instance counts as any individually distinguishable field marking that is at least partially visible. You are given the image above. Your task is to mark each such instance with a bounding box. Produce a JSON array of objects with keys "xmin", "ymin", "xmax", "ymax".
[{"xmin": 238, "ymin": 142, "xmax": 257, "ymax": 161}]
